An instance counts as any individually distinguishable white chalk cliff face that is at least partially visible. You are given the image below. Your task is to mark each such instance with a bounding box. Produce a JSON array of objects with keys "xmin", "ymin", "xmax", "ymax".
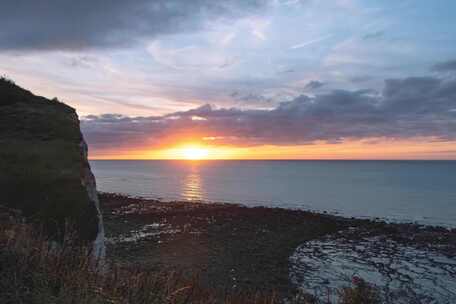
[{"xmin": 80, "ymin": 139, "xmax": 106, "ymax": 259}]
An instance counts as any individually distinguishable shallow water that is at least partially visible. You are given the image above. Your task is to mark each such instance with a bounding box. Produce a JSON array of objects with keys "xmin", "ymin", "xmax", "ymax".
[
  {"xmin": 290, "ymin": 233, "xmax": 456, "ymax": 303},
  {"xmin": 106, "ymin": 223, "xmax": 180, "ymax": 244},
  {"xmin": 91, "ymin": 160, "xmax": 456, "ymax": 227}
]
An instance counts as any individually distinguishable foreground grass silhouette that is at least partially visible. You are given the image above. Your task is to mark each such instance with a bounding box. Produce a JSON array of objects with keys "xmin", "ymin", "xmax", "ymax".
[{"xmin": 0, "ymin": 207, "xmax": 380, "ymax": 304}]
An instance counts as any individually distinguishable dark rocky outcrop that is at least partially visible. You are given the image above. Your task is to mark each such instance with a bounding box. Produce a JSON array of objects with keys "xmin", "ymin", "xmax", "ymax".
[{"xmin": 0, "ymin": 77, "xmax": 105, "ymax": 257}]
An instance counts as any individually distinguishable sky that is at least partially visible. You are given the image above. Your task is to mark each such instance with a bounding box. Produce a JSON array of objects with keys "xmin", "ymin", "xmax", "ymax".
[{"xmin": 1, "ymin": 0, "xmax": 456, "ymax": 159}]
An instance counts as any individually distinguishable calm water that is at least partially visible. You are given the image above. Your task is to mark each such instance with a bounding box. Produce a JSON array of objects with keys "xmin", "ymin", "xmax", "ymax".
[{"xmin": 91, "ymin": 160, "xmax": 456, "ymax": 227}]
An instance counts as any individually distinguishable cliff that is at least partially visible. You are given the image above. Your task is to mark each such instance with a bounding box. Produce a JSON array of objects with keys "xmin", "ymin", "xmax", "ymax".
[{"xmin": 0, "ymin": 77, "xmax": 105, "ymax": 257}]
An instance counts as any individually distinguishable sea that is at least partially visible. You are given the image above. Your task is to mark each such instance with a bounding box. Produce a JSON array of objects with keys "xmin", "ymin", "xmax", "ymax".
[{"xmin": 90, "ymin": 160, "xmax": 456, "ymax": 227}]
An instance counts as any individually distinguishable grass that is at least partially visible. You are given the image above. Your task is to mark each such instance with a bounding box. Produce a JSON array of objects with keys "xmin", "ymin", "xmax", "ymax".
[
  {"xmin": 0, "ymin": 207, "xmax": 381, "ymax": 304},
  {"xmin": 0, "ymin": 221, "xmax": 279, "ymax": 304}
]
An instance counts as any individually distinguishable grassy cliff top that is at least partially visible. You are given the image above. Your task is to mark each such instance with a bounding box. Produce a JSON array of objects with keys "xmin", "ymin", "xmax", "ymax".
[
  {"xmin": 0, "ymin": 77, "xmax": 80, "ymax": 141},
  {"xmin": 0, "ymin": 77, "xmax": 98, "ymax": 241}
]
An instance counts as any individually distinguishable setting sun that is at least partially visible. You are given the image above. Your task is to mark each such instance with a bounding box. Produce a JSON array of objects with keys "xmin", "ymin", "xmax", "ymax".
[{"xmin": 180, "ymin": 146, "xmax": 209, "ymax": 160}]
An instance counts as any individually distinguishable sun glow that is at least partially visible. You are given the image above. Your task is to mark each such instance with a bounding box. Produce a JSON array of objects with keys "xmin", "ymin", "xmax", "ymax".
[{"xmin": 180, "ymin": 146, "xmax": 209, "ymax": 160}]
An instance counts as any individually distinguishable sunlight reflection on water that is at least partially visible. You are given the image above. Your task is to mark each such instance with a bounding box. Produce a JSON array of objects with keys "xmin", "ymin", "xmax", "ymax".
[{"xmin": 181, "ymin": 164, "xmax": 203, "ymax": 201}]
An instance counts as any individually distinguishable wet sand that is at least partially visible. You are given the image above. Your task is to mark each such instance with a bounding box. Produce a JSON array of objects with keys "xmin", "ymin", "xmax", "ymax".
[{"xmin": 100, "ymin": 192, "xmax": 456, "ymax": 300}]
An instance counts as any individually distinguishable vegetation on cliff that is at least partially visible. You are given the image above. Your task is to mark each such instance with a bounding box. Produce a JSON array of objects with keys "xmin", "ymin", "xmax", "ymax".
[{"xmin": 0, "ymin": 77, "xmax": 99, "ymax": 242}]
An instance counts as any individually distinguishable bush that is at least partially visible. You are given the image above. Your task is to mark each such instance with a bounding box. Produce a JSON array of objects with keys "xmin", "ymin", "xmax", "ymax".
[
  {"xmin": 0, "ymin": 75, "xmax": 15, "ymax": 85},
  {"xmin": 338, "ymin": 277, "xmax": 381, "ymax": 304}
]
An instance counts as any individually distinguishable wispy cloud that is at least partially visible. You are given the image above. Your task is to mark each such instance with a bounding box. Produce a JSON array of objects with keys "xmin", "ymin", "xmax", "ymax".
[
  {"xmin": 290, "ymin": 34, "xmax": 332, "ymax": 50},
  {"xmin": 249, "ymin": 18, "xmax": 271, "ymax": 41},
  {"xmin": 220, "ymin": 32, "xmax": 237, "ymax": 46}
]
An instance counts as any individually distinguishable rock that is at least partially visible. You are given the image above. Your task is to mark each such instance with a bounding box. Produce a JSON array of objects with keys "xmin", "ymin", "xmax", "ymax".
[{"xmin": 0, "ymin": 77, "xmax": 105, "ymax": 258}]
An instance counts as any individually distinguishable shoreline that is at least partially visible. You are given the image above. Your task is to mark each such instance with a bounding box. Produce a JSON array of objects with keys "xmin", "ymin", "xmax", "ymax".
[
  {"xmin": 99, "ymin": 191, "xmax": 456, "ymax": 230},
  {"xmin": 100, "ymin": 192, "xmax": 456, "ymax": 301}
]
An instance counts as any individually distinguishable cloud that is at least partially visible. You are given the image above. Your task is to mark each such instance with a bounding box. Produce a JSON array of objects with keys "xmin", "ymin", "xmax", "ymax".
[
  {"xmin": 64, "ymin": 55, "xmax": 98, "ymax": 69},
  {"xmin": 349, "ymin": 75, "xmax": 373, "ymax": 83},
  {"xmin": 0, "ymin": 0, "xmax": 268, "ymax": 51},
  {"xmin": 248, "ymin": 17, "xmax": 270, "ymax": 41},
  {"xmin": 290, "ymin": 34, "xmax": 332, "ymax": 50},
  {"xmin": 278, "ymin": 68, "xmax": 295, "ymax": 74},
  {"xmin": 230, "ymin": 91, "xmax": 272, "ymax": 104},
  {"xmin": 432, "ymin": 60, "xmax": 456, "ymax": 72},
  {"xmin": 81, "ymin": 75, "xmax": 456, "ymax": 152},
  {"xmin": 304, "ymin": 80, "xmax": 325, "ymax": 90},
  {"xmin": 362, "ymin": 31, "xmax": 384, "ymax": 40}
]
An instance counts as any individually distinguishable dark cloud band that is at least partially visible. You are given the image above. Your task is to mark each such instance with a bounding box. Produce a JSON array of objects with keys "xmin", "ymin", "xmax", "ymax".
[
  {"xmin": 81, "ymin": 75, "xmax": 456, "ymax": 151},
  {"xmin": 0, "ymin": 0, "xmax": 268, "ymax": 51},
  {"xmin": 432, "ymin": 60, "xmax": 456, "ymax": 72}
]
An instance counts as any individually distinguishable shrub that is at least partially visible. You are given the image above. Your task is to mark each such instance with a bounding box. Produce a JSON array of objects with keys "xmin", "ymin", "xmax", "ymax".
[
  {"xmin": 338, "ymin": 277, "xmax": 381, "ymax": 304},
  {"xmin": 0, "ymin": 75, "xmax": 15, "ymax": 85}
]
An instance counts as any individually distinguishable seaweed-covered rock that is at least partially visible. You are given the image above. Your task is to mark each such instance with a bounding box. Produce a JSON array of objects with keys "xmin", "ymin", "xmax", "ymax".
[{"xmin": 0, "ymin": 77, "xmax": 104, "ymax": 257}]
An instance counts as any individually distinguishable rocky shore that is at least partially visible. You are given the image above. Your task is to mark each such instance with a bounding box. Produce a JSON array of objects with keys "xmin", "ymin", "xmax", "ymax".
[{"xmin": 100, "ymin": 192, "xmax": 456, "ymax": 302}]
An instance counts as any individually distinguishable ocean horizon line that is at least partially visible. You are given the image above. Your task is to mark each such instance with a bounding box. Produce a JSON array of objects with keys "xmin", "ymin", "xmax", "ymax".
[{"xmin": 89, "ymin": 158, "xmax": 456, "ymax": 161}]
